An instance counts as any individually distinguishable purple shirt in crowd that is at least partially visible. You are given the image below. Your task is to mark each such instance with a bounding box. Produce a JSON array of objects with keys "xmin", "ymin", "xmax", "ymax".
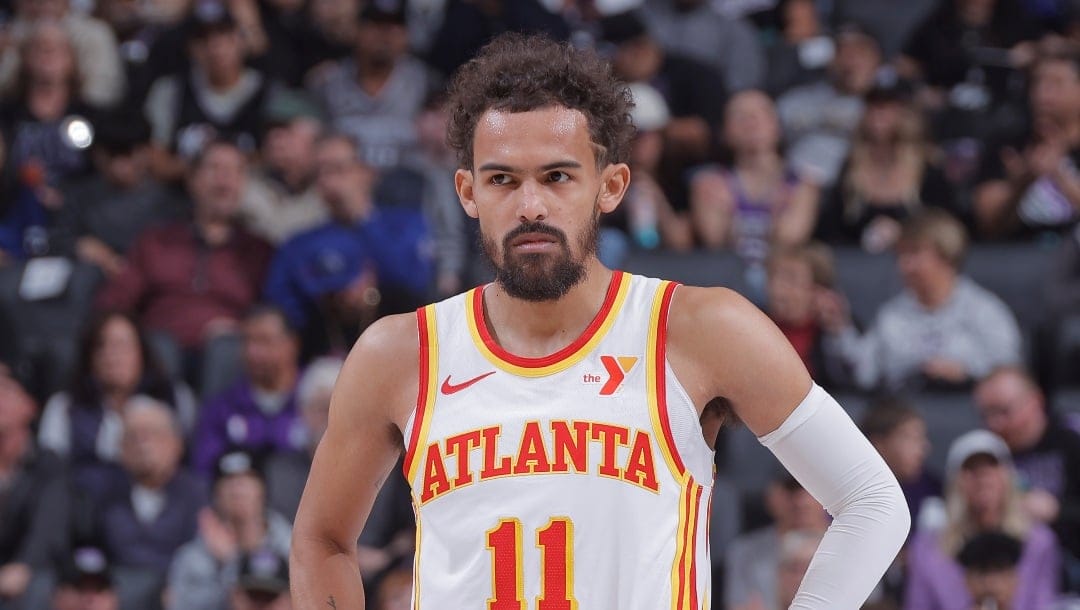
[
  {"xmin": 904, "ymin": 524, "xmax": 1061, "ymax": 610},
  {"xmin": 193, "ymin": 379, "xmax": 304, "ymax": 473}
]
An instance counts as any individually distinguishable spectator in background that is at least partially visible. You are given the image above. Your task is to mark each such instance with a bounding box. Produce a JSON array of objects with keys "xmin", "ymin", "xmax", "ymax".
[
  {"xmin": 424, "ymin": 0, "xmax": 570, "ymax": 79},
  {"xmin": 56, "ymin": 113, "xmax": 183, "ymax": 278},
  {"xmin": 774, "ymin": 530, "xmax": 826, "ymax": 610},
  {"xmin": 167, "ymin": 451, "xmax": 291, "ymax": 610},
  {"xmin": 821, "ymin": 209, "xmax": 1022, "ymax": 392},
  {"xmin": 974, "ymin": 366, "xmax": 1080, "ymax": 591},
  {"xmin": 306, "ymin": 3, "xmax": 435, "ymax": 169},
  {"xmin": 265, "ymin": 135, "xmax": 432, "ymax": 356},
  {"xmin": 599, "ymin": 82, "xmax": 693, "ymax": 266},
  {"xmin": 229, "ymin": 549, "xmax": 291, "ymax": 610},
  {"xmin": 96, "ymin": 140, "xmax": 272, "ymax": 390},
  {"xmin": 820, "ymin": 86, "xmax": 960, "ymax": 251},
  {"xmin": 904, "ymin": 430, "xmax": 1060, "ymax": 610},
  {"xmin": 193, "ymin": 306, "xmax": 303, "ymax": 474},
  {"xmin": 371, "ymin": 563, "xmax": 411, "ymax": 610},
  {"xmin": 0, "ymin": 0, "xmax": 125, "ymax": 108},
  {"xmin": 600, "ymin": 10, "xmax": 726, "ymax": 168},
  {"xmin": 97, "ymin": 397, "xmax": 207, "ymax": 610},
  {"xmin": 861, "ymin": 399, "xmax": 942, "ymax": 533},
  {"xmin": 724, "ymin": 472, "xmax": 829, "ymax": 610},
  {"xmin": 690, "ymin": 90, "xmax": 820, "ymax": 275},
  {"xmin": 974, "ymin": 50, "xmax": 1080, "ymax": 239},
  {"xmin": 298, "ymin": 0, "xmax": 358, "ymax": 72},
  {"xmin": 900, "ymin": 0, "xmax": 1039, "ymax": 115},
  {"xmin": 777, "ymin": 23, "xmax": 881, "ymax": 187},
  {"xmin": 0, "ymin": 368, "xmax": 67, "ymax": 608},
  {"xmin": 239, "ymin": 90, "xmax": 326, "ymax": 245},
  {"xmin": 763, "ymin": 0, "xmax": 834, "ymax": 97},
  {"xmin": 401, "ymin": 93, "xmax": 469, "ymax": 297},
  {"xmin": 51, "ymin": 546, "xmax": 119, "ymax": 610},
  {"xmin": 957, "ymin": 532, "xmax": 1027, "ymax": 610},
  {"xmin": 764, "ymin": 242, "xmax": 840, "ymax": 381},
  {"xmin": 641, "ymin": 0, "xmax": 765, "ymax": 94},
  {"xmin": 829, "ymin": 0, "xmax": 939, "ymax": 60},
  {"xmin": 144, "ymin": 3, "xmax": 274, "ymax": 179},
  {"xmin": 264, "ymin": 356, "xmax": 340, "ymax": 522},
  {"xmin": 38, "ymin": 312, "xmax": 196, "ymax": 484}
]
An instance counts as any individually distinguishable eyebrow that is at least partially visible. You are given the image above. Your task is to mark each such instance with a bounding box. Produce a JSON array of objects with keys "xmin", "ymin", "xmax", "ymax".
[{"xmin": 476, "ymin": 160, "xmax": 583, "ymax": 173}]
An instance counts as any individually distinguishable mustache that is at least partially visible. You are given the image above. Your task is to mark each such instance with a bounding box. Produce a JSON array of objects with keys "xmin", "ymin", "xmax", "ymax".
[{"xmin": 502, "ymin": 222, "xmax": 568, "ymax": 249}]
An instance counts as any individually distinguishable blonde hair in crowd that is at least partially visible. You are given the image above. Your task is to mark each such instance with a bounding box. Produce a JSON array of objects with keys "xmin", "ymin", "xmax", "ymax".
[{"xmin": 940, "ymin": 465, "xmax": 1030, "ymax": 557}]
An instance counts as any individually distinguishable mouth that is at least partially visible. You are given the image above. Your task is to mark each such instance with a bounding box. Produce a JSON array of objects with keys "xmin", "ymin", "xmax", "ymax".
[{"xmin": 509, "ymin": 232, "xmax": 560, "ymax": 253}]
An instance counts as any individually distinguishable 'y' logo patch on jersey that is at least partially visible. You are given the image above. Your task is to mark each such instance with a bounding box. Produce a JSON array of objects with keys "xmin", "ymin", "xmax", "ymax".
[{"xmin": 598, "ymin": 355, "xmax": 639, "ymax": 395}]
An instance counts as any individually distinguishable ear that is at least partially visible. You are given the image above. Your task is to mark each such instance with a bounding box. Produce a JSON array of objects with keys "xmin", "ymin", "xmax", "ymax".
[
  {"xmin": 597, "ymin": 163, "xmax": 631, "ymax": 214},
  {"xmin": 455, "ymin": 168, "xmax": 478, "ymax": 219}
]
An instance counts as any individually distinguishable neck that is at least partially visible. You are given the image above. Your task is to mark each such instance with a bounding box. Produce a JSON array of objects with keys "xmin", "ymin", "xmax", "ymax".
[
  {"xmin": 867, "ymin": 141, "xmax": 897, "ymax": 165},
  {"xmin": 735, "ymin": 148, "xmax": 780, "ymax": 172},
  {"xmin": 915, "ymin": 274, "xmax": 956, "ymax": 309},
  {"xmin": 103, "ymin": 386, "xmax": 133, "ymax": 411},
  {"xmin": 1018, "ymin": 416, "xmax": 1049, "ymax": 451},
  {"xmin": 482, "ymin": 260, "xmax": 613, "ymax": 358},
  {"xmin": 206, "ymin": 69, "xmax": 242, "ymax": 91},
  {"xmin": 358, "ymin": 59, "xmax": 393, "ymax": 92},
  {"xmin": 972, "ymin": 504, "xmax": 1003, "ymax": 530},
  {"xmin": 256, "ymin": 367, "xmax": 296, "ymax": 393},
  {"xmin": 195, "ymin": 214, "xmax": 233, "ymax": 245},
  {"xmin": 137, "ymin": 466, "xmax": 175, "ymax": 490}
]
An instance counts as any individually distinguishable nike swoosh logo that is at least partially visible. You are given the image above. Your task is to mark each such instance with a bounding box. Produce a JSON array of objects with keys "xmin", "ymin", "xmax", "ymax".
[{"xmin": 440, "ymin": 371, "xmax": 496, "ymax": 395}]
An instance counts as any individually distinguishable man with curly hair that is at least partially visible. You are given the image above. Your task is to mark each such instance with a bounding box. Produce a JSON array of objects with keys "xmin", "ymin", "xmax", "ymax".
[{"xmin": 290, "ymin": 33, "xmax": 909, "ymax": 609}]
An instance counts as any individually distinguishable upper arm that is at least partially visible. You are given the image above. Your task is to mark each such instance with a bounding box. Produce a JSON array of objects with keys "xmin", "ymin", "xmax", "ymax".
[
  {"xmin": 666, "ymin": 286, "xmax": 812, "ymax": 437},
  {"xmin": 292, "ymin": 313, "xmax": 419, "ymax": 554}
]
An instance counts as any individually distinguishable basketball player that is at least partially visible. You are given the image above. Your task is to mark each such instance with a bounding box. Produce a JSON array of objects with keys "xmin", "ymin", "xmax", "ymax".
[{"xmin": 291, "ymin": 34, "xmax": 910, "ymax": 609}]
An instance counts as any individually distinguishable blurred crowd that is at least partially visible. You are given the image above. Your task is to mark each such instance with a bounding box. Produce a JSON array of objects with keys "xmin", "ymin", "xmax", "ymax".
[{"xmin": 2, "ymin": 0, "xmax": 1080, "ymax": 608}]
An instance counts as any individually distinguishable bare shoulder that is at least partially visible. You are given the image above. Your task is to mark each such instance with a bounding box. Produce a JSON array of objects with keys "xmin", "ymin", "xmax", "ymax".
[
  {"xmin": 334, "ymin": 311, "xmax": 421, "ymax": 436},
  {"xmin": 665, "ymin": 285, "xmax": 812, "ymax": 435}
]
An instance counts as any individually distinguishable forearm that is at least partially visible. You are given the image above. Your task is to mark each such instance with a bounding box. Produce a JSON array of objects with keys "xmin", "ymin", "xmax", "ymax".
[
  {"xmin": 759, "ymin": 385, "xmax": 910, "ymax": 609},
  {"xmin": 290, "ymin": 537, "xmax": 366, "ymax": 610}
]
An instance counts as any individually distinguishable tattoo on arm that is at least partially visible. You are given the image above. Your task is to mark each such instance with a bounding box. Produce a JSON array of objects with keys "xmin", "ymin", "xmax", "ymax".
[{"xmin": 327, "ymin": 596, "xmax": 337, "ymax": 609}]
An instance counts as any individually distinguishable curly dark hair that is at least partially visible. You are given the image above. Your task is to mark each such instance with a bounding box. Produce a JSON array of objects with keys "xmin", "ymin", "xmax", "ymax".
[{"xmin": 446, "ymin": 33, "xmax": 635, "ymax": 171}]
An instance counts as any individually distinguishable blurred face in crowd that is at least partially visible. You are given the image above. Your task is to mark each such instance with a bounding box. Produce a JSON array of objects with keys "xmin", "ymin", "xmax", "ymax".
[
  {"xmin": 23, "ymin": 22, "xmax": 76, "ymax": 84},
  {"xmin": 861, "ymin": 100, "xmax": 907, "ymax": 145},
  {"xmin": 958, "ymin": 0, "xmax": 996, "ymax": 26},
  {"xmin": 215, "ymin": 472, "xmax": 266, "ymax": 524},
  {"xmin": 896, "ymin": 239, "xmax": 955, "ymax": 305},
  {"xmin": 97, "ymin": 0, "xmax": 142, "ymax": 36},
  {"xmin": 767, "ymin": 254, "xmax": 816, "ymax": 326},
  {"xmin": 830, "ymin": 33, "xmax": 880, "ymax": 95},
  {"xmin": 723, "ymin": 90, "xmax": 780, "ymax": 155},
  {"xmin": 612, "ymin": 36, "xmax": 662, "ymax": 83},
  {"xmin": 965, "ymin": 566, "xmax": 1018, "ymax": 610},
  {"xmin": 231, "ymin": 588, "xmax": 292, "ymax": 610},
  {"xmin": 242, "ymin": 312, "xmax": 298, "ymax": 390},
  {"xmin": 356, "ymin": 20, "xmax": 408, "ymax": 70},
  {"xmin": 956, "ymin": 454, "xmax": 1010, "ymax": 525},
  {"xmin": 262, "ymin": 119, "xmax": 320, "ymax": 188},
  {"xmin": 191, "ymin": 28, "xmax": 245, "ymax": 86},
  {"xmin": 189, "ymin": 143, "xmax": 247, "ymax": 221},
  {"xmin": 872, "ymin": 416, "xmax": 929, "ymax": 482},
  {"xmin": 783, "ymin": 0, "xmax": 820, "ymax": 41},
  {"xmin": 315, "ymin": 137, "xmax": 374, "ymax": 220},
  {"xmin": 374, "ymin": 568, "xmax": 413, "ymax": 610},
  {"xmin": 767, "ymin": 482, "xmax": 827, "ymax": 532},
  {"xmin": 308, "ymin": 0, "xmax": 358, "ymax": 43},
  {"xmin": 92, "ymin": 315, "xmax": 144, "ymax": 396},
  {"xmin": 975, "ymin": 371, "xmax": 1047, "ymax": 452},
  {"xmin": 17, "ymin": 0, "xmax": 68, "ymax": 20},
  {"xmin": 120, "ymin": 403, "xmax": 183, "ymax": 487},
  {"xmin": 1030, "ymin": 58, "xmax": 1080, "ymax": 125}
]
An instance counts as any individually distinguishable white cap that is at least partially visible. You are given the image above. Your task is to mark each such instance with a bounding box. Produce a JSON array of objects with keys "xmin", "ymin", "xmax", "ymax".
[
  {"xmin": 945, "ymin": 430, "xmax": 1012, "ymax": 481},
  {"xmin": 628, "ymin": 83, "xmax": 671, "ymax": 133}
]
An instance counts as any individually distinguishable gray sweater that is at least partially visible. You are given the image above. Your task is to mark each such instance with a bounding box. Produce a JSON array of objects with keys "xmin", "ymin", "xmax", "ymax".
[{"xmin": 825, "ymin": 276, "xmax": 1022, "ymax": 391}]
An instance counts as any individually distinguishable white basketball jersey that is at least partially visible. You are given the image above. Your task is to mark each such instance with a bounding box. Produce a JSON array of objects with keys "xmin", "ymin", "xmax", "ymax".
[{"xmin": 402, "ymin": 271, "xmax": 715, "ymax": 609}]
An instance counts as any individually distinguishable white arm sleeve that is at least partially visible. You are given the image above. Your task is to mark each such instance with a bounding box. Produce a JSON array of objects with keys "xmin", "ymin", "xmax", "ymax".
[{"xmin": 758, "ymin": 384, "xmax": 911, "ymax": 609}]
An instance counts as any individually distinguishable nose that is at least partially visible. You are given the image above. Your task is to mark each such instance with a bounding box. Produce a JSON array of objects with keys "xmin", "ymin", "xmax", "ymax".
[{"xmin": 515, "ymin": 179, "xmax": 548, "ymax": 223}]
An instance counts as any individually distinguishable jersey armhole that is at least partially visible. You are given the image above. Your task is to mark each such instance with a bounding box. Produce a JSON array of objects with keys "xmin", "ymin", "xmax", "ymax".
[
  {"xmin": 646, "ymin": 280, "xmax": 691, "ymax": 482},
  {"xmin": 402, "ymin": 305, "xmax": 439, "ymax": 481}
]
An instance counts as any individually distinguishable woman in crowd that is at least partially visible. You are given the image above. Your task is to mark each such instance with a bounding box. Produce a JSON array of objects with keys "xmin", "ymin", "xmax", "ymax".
[
  {"xmin": 820, "ymin": 86, "xmax": 959, "ymax": 252},
  {"xmin": 38, "ymin": 311, "xmax": 196, "ymax": 473},
  {"xmin": 904, "ymin": 430, "xmax": 1061, "ymax": 610}
]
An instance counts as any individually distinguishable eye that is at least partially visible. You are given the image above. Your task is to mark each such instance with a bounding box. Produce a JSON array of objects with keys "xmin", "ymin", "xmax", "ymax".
[
  {"xmin": 490, "ymin": 174, "xmax": 512, "ymax": 186},
  {"xmin": 547, "ymin": 171, "xmax": 570, "ymax": 183}
]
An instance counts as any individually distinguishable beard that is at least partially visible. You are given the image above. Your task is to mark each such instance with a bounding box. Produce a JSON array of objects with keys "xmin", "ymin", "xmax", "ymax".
[{"xmin": 481, "ymin": 208, "xmax": 600, "ymax": 302}]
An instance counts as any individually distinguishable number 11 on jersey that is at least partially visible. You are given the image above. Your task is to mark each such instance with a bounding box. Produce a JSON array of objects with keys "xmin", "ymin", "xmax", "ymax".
[{"xmin": 486, "ymin": 517, "xmax": 578, "ymax": 610}]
